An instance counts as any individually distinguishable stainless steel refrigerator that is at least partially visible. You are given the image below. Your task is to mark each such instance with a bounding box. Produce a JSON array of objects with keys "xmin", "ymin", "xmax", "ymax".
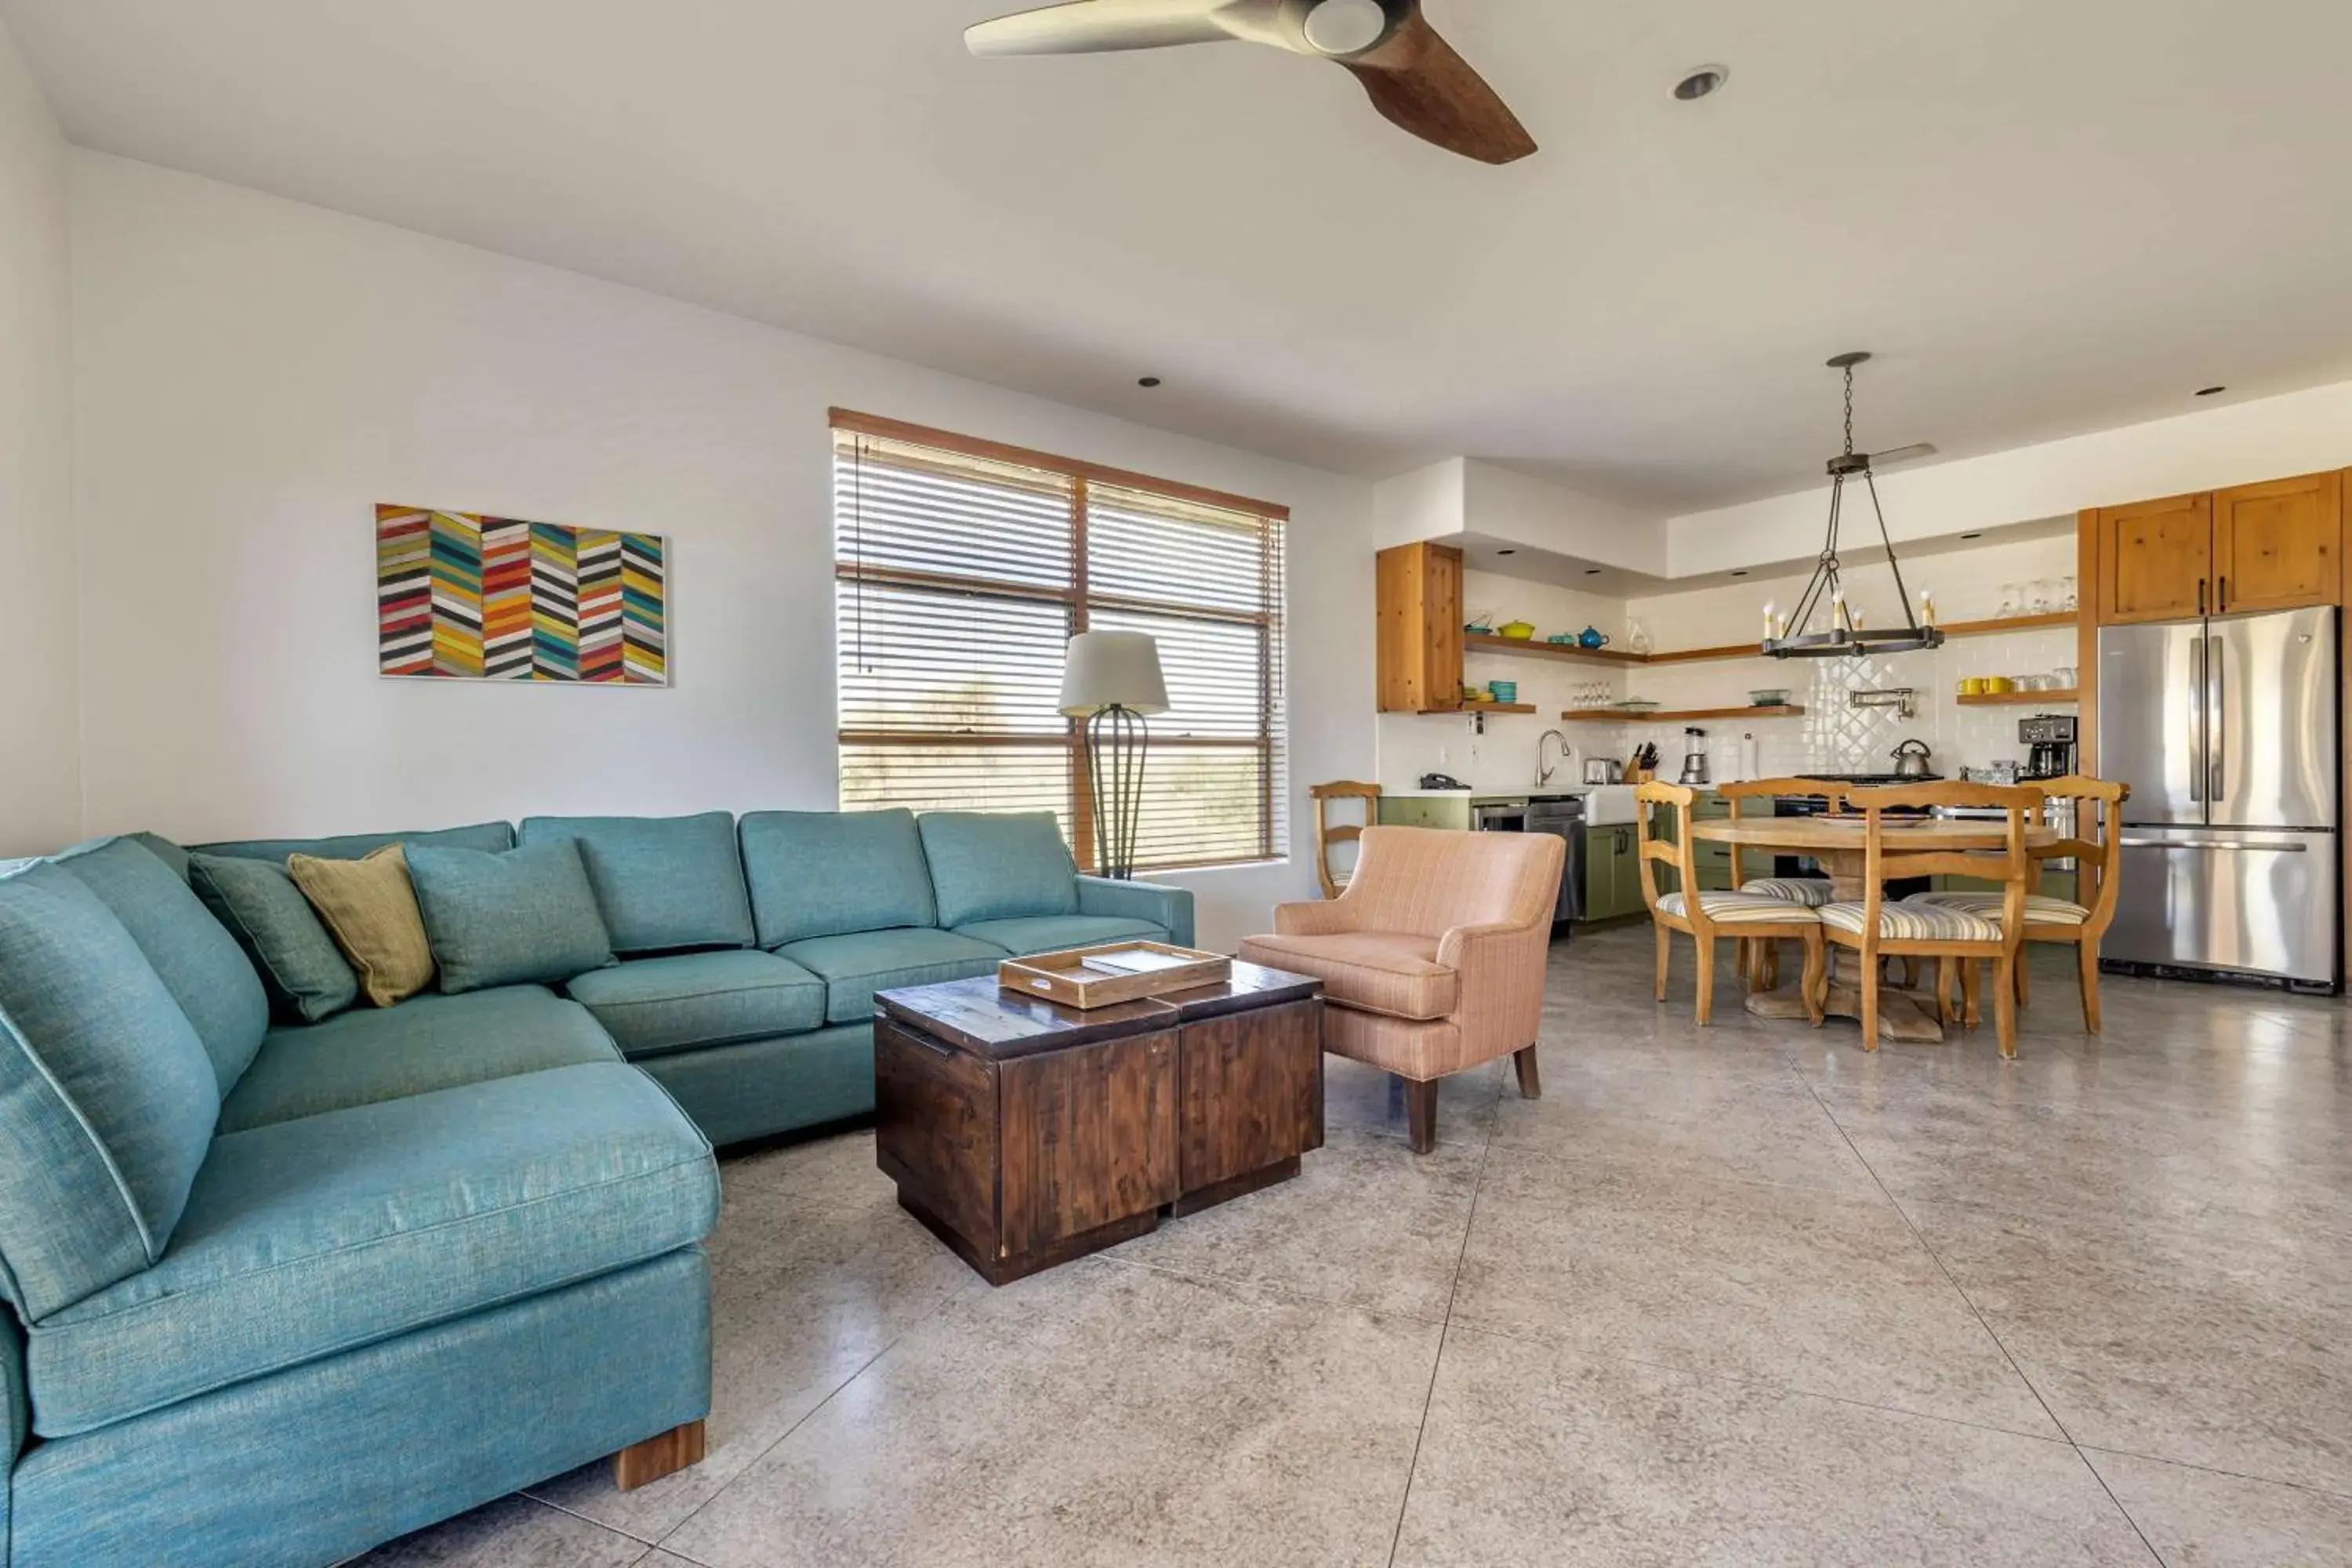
[{"xmin": 2099, "ymin": 604, "xmax": 2340, "ymax": 988}]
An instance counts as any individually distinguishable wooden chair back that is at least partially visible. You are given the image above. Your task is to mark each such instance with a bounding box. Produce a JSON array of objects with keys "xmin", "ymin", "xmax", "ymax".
[
  {"xmin": 1633, "ymin": 780, "xmax": 1701, "ymax": 918},
  {"xmin": 1840, "ymin": 782, "xmax": 2045, "ymax": 949},
  {"xmin": 2031, "ymin": 775, "xmax": 2131, "ymax": 935},
  {"xmin": 1715, "ymin": 778, "xmax": 1847, "ymax": 889},
  {"xmin": 1308, "ymin": 781, "xmax": 1381, "ymax": 900}
]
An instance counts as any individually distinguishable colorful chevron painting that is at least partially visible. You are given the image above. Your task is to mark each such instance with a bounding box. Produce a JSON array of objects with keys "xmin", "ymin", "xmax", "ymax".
[{"xmin": 376, "ymin": 506, "xmax": 667, "ymax": 684}]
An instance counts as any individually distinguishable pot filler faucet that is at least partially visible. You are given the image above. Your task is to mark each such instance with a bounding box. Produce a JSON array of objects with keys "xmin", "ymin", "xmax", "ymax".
[{"xmin": 1537, "ymin": 729, "xmax": 1571, "ymax": 788}]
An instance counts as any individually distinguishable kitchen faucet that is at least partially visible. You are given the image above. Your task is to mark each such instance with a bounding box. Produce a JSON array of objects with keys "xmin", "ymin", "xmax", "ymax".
[{"xmin": 1536, "ymin": 729, "xmax": 1570, "ymax": 788}]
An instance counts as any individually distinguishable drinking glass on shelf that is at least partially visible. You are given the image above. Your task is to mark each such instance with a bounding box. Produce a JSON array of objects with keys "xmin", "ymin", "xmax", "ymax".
[
  {"xmin": 2060, "ymin": 575, "xmax": 2078, "ymax": 612},
  {"xmin": 1998, "ymin": 583, "xmax": 2022, "ymax": 617},
  {"xmin": 2029, "ymin": 579, "xmax": 2055, "ymax": 613}
]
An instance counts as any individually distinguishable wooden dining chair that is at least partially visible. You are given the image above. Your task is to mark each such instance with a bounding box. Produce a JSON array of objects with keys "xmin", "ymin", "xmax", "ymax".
[
  {"xmin": 1308, "ymin": 781, "xmax": 1381, "ymax": 900},
  {"xmin": 1819, "ymin": 782, "xmax": 2042, "ymax": 1057},
  {"xmin": 1635, "ymin": 781, "xmax": 1825, "ymax": 1028},
  {"xmin": 1715, "ymin": 779, "xmax": 1842, "ymax": 993},
  {"xmin": 1906, "ymin": 776, "xmax": 2130, "ymax": 1033}
]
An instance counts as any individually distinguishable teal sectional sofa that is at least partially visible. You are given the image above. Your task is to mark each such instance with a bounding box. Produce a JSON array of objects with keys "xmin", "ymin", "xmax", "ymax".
[{"xmin": 0, "ymin": 807, "xmax": 1190, "ymax": 1566}]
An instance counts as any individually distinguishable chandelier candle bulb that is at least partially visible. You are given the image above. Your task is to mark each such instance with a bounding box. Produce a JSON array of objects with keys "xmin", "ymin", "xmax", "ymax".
[
  {"xmin": 1919, "ymin": 590, "xmax": 1937, "ymax": 627},
  {"xmin": 1762, "ymin": 602, "xmax": 1777, "ymax": 640}
]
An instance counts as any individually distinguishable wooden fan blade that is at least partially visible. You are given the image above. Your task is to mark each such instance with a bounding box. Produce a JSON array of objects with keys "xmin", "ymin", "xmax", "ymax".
[
  {"xmin": 1341, "ymin": 5, "xmax": 1534, "ymax": 164},
  {"xmin": 966, "ymin": 0, "xmax": 1261, "ymax": 56}
]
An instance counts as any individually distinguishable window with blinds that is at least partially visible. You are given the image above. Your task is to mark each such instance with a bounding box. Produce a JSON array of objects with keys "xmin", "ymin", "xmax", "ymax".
[{"xmin": 833, "ymin": 410, "xmax": 1289, "ymax": 873}]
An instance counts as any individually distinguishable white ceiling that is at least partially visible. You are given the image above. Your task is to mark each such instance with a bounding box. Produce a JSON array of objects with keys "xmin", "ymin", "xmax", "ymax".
[{"xmin": 12, "ymin": 0, "xmax": 2352, "ymax": 511}]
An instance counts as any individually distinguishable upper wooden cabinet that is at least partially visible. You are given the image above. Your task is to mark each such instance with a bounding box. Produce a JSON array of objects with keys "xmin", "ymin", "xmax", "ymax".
[
  {"xmin": 1376, "ymin": 542, "xmax": 1462, "ymax": 713},
  {"xmin": 2091, "ymin": 472, "xmax": 2343, "ymax": 624},
  {"xmin": 2095, "ymin": 492, "xmax": 2212, "ymax": 623},
  {"xmin": 2212, "ymin": 470, "xmax": 2343, "ymax": 615}
]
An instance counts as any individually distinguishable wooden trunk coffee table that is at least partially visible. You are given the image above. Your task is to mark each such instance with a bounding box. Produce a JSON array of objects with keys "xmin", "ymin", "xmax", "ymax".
[{"xmin": 873, "ymin": 961, "xmax": 1324, "ymax": 1287}]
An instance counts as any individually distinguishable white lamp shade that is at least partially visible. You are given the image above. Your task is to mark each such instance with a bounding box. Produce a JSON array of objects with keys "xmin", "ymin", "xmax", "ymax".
[{"xmin": 1059, "ymin": 631, "xmax": 1168, "ymax": 717}]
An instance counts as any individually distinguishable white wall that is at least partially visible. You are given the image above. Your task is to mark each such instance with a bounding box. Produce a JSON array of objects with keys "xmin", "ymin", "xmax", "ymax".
[
  {"xmin": 1668, "ymin": 378, "xmax": 2352, "ymax": 576},
  {"xmin": 67, "ymin": 154, "xmax": 1375, "ymax": 950},
  {"xmin": 0, "ymin": 20, "xmax": 77, "ymax": 856},
  {"xmin": 1460, "ymin": 461, "xmax": 1668, "ymax": 577}
]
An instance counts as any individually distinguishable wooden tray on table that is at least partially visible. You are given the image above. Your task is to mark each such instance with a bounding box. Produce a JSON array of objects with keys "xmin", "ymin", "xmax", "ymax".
[{"xmin": 998, "ymin": 942, "xmax": 1232, "ymax": 1010}]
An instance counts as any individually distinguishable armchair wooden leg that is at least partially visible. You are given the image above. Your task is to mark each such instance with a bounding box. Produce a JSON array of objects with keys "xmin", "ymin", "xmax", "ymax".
[
  {"xmin": 1694, "ymin": 935, "xmax": 1718, "ymax": 1027},
  {"xmin": 1994, "ymin": 956, "xmax": 2020, "ymax": 1059},
  {"xmin": 1512, "ymin": 1046, "xmax": 1541, "ymax": 1100},
  {"xmin": 2078, "ymin": 941, "xmax": 2103, "ymax": 1034},
  {"xmin": 1654, "ymin": 924, "xmax": 1671, "ymax": 1002},
  {"xmin": 1403, "ymin": 1076, "xmax": 1439, "ymax": 1154},
  {"xmin": 613, "ymin": 1420, "xmax": 706, "ymax": 1492},
  {"xmin": 1800, "ymin": 931, "xmax": 1826, "ymax": 1028}
]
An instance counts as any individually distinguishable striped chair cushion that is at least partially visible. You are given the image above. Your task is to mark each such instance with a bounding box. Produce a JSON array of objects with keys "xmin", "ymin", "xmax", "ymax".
[
  {"xmin": 1737, "ymin": 877, "xmax": 1835, "ymax": 908},
  {"xmin": 1818, "ymin": 901, "xmax": 2002, "ymax": 942},
  {"xmin": 1659, "ymin": 891, "xmax": 1820, "ymax": 927},
  {"xmin": 1905, "ymin": 891, "xmax": 2092, "ymax": 927}
]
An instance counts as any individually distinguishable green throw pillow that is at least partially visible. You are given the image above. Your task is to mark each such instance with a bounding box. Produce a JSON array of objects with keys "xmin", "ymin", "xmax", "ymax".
[
  {"xmin": 188, "ymin": 853, "xmax": 360, "ymax": 1024},
  {"xmin": 405, "ymin": 840, "xmax": 618, "ymax": 994}
]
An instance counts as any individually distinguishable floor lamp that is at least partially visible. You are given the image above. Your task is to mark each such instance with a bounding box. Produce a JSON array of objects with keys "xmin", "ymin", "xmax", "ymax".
[{"xmin": 1059, "ymin": 630, "xmax": 1168, "ymax": 880}]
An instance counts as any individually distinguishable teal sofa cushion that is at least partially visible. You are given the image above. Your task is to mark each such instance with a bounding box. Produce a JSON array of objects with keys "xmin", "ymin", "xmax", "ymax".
[
  {"xmin": 953, "ymin": 913, "xmax": 1168, "ymax": 956},
  {"xmin": 1077, "ymin": 874, "xmax": 1197, "ymax": 949},
  {"xmin": 194, "ymin": 821, "xmax": 514, "ymax": 864},
  {"xmin": 405, "ymin": 840, "xmax": 616, "ymax": 994},
  {"xmin": 26, "ymin": 1062, "xmax": 717, "ymax": 1439},
  {"xmin": 637, "ymin": 1023, "xmax": 876, "ymax": 1149},
  {"xmin": 778, "ymin": 927, "xmax": 1008, "ymax": 1025},
  {"xmin": 565, "ymin": 950, "xmax": 825, "ymax": 1058},
  {"xmin": 217, "ymin": 987, "xmax": 621, "ymax": 1134},
  {"xmin": 57, "ymin": 837, "xmax": 270, "ymax": 1092},
  {"xmin": 127, "ymin": 831, "xmax": 192, "ymax": 882},
  {"xmin": 0, "ymin": 864, "xmax": 221, "ymax": 1320},
  {"xmin": 187, "ymin": 853, "xmax": 359, "ymax": 1025},
  {"xmin": 918, "ymin": 811, "xmax": 1080, "ymax": 928},
  {"xmin": 739, "ymin": 808, "xmax": 937, "ymax": 948},
  {"xmin": 519, "ymin": 813, "xmax": 755, "ymax": 954}
]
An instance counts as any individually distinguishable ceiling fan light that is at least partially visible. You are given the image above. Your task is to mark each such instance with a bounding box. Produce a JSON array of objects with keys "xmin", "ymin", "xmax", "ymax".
[{"xmin": 1301, "ymin": 0, "xmax": 1389, "ymax": 55}]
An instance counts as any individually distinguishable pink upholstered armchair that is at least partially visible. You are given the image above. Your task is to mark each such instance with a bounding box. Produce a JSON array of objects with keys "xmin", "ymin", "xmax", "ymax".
[{"xmin": 1241, "ymin": 826, "xmax": 1565, "ymax": 1153}]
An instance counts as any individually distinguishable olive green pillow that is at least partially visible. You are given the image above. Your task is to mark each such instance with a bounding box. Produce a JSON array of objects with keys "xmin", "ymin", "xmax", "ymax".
[
  {"xmin": 187, "ymin": 853, "xmax": 358, "ymax": 1024},
  {"xmin": 289, "ymin": 846, "xmax": 435, "ymax": 1008}
]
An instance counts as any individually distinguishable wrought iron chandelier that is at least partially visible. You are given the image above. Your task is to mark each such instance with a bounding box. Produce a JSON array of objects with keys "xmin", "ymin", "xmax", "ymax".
[{"xmin": 1762, "ymin": 352, "xmax": 1944, "ymax": 659}]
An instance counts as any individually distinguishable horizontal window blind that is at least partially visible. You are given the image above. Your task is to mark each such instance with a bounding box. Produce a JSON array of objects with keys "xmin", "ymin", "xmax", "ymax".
[{"xmin": 833, "ymin": 413, "xmax": 1288, "ymax": 873}]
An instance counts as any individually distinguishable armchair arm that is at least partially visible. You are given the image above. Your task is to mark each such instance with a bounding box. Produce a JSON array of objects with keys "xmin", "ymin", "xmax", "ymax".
[
  {"xmin": 1271, "ymin": 898, "xmax": 1356, "ymax": 937},
  {"xmin": 1436, "ymin": 917, "xmax": 1552, "ymax": 1057},
  {"xmin": 1077, "ymin": 875, "xmax": 1195, "ymax": 949}
]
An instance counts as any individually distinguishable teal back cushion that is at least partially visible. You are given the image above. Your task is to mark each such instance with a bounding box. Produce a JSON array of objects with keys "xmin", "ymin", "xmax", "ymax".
[
  {"xmin": 194, "ymin": 821, "xmax": 514, "ymax": 865},
  {"xmin": 917, "ymin": 812, "xmax": 1080, "ymax": 929},
  {"xmin": 0, "ymin": 863, "xmax": 221, "ymax": 1319},
  {"xmin": 187, "ymin": 854, "xmax": 359, "ymax": 1025},
  {"xmin": 517, "ymin": 813, "xmax": 754, "ymax": 954},
  {"xmin": 405, "ymin": 840, "xmax": 618, "ymax": 994},
  {"xmin": 739, "ymin": 808, "xmax": 938, "ymax": 948},
  {"xmin": 57, "ymin": 839, "xmax": 269, "ymax": 1093}
]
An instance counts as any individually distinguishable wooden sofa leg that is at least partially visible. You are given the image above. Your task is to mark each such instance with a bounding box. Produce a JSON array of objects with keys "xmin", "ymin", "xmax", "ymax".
[
  {"xmin": 1403, "ymin": 1077, "xmax": 1439, "ymax": 1154},
  {"xmin": 613, "ymin": 1419, "xmax": 706, "ymax": 1492},
  {"xmin": 1512, "ymin": 1045, "xmax": 1541, "ymax": 1100}
]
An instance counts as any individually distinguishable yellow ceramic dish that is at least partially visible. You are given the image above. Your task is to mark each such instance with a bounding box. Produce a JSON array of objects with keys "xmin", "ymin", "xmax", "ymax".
[{"xmin": 1497, "ymin": 621, "xmax": 1537, "ymax": 641}]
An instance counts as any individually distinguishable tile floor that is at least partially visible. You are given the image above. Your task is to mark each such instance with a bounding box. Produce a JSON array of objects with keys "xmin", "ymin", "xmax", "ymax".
[{"xmin": 360, "ymin": 928, "xmax": 2352, "ymax": 1566}]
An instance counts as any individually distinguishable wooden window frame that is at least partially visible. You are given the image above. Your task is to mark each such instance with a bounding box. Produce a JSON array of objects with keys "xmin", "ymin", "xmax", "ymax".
[{"xmin": 831, "ymin": 408, "xmax": 1290, "ymax": 873}]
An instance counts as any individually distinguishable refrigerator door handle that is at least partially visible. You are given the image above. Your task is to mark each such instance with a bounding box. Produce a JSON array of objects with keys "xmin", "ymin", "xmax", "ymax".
[
  {"xmin": 2207, "ymin": 633, "xmax": 2225, "ymax": 804},
  {"xmin": 2118, "ymin": 837, "xmax": 2310, "ymax": 853},
  {"xmin": 2187, "ymin": 635, "xmax": 2205, "ymax": 804}
]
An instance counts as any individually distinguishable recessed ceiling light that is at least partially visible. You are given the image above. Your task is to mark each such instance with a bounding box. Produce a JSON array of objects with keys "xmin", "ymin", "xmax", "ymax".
[
  {"xmin": 1730, "ymin": 570, "xmax": 1748, "ymax": 578},
  {"xmin": 1674, "ymin": 64, "xmax": 1728, "ymax": 101},
  {"xmin": 1138, "ymin": 376, "xmax": 1163, "ymax": 389},
  {"xmin": 1961, "ymin": 532, "xmax": 1984, "ymax": 540},
  {"xmin": 2195, "ymin": 385, "xmax": 2226, "ymax": 397},
  {"xmin": 1496, "ymin": 548, "xmax": 1517, "ymax": 556},
  {"xmin": 1583, "ymin": 568, "xmax": 1602, "ymax": 576}
]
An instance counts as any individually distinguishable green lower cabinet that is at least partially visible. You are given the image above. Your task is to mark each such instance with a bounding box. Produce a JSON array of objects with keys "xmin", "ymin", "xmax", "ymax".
[
  {"xmin": 1377, "ymin": 797, "xmax": 1474, "ymax": 831},
  {"xmin": 1581, "ymin": 825, "xmax": 1649, "ymax": 922}
]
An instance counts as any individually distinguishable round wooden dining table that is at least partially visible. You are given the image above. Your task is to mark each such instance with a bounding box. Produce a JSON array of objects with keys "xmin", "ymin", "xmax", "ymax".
[{"xmin": 1688, "ymin": 815, "xmax": 2060, "ymax": 1042}]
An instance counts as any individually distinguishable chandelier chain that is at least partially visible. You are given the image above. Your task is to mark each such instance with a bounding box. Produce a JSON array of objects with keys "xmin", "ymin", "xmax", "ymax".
[{"xmin": 1842, "ymin": 362, "xmax": 1856, "ymax": 458}]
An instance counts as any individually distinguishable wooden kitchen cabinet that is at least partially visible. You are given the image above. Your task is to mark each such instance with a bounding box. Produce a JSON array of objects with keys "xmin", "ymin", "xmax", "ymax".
[
  {"xmin": 2211, "ymin": 471, "xmax": 2342, "ymax": 615},
  {"xmin": 2094, "ymin": 492, "xmax": 2212, "ymax": 623},
  {"xmin": 1376, "ymin": 542, "xmax": 1463, "ymax": 713}
]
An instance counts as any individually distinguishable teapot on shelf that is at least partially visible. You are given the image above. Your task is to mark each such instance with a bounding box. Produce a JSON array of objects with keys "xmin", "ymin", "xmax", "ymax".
[{"xmin": 1575, "ymin": 626, "xmax": 1610, "ymax": 649}]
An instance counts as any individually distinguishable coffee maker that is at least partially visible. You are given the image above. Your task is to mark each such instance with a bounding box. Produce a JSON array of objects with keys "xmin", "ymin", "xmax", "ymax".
[{"xmin": 2019, "ymin": 713, "xmax": 2078, "ymax": 780}]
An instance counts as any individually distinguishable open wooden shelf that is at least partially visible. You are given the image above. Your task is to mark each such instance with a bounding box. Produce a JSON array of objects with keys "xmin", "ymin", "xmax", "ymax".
[
  {"xmin": 1956, "ymin": 688, "xmax": 2079, "ymax": 706},
  {"xmin": 1560, "ymin": 704, "xmax": 1807, "ymax": 724},
  {"xmin": 1471, "ymin": 612, "xmax": 2078, "ymax": 670},
  {"xmin": 1464, "ymin": 633, "xmax": 1644, "ymax": 666}
]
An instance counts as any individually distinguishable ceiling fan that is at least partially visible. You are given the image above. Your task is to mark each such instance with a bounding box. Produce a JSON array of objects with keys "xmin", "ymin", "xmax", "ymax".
[{"xmin": 964, "ymin": 0, "xmax": 1537, "ymax": 165}]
